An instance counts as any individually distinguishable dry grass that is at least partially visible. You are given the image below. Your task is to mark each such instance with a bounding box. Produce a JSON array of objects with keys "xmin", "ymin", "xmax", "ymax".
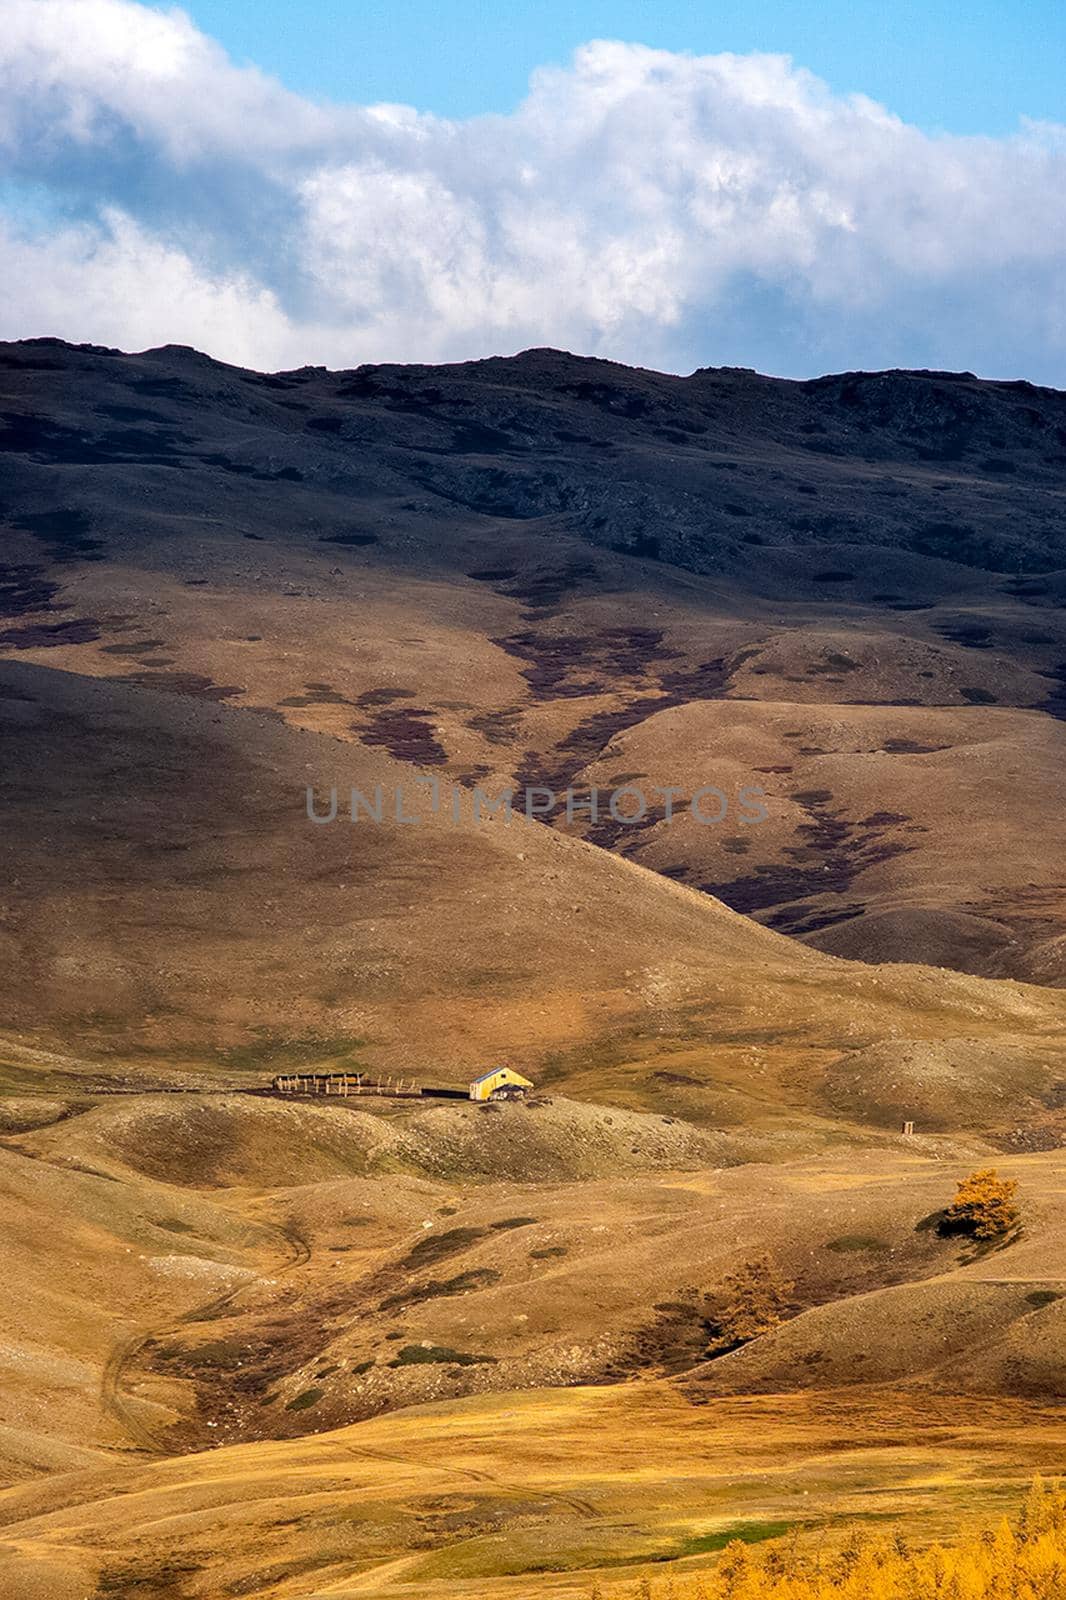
[
  {"xmin": 0, "ymin": 1383, "xmax": 1063, "ymax": 1599},
  {"xmin": 0, "ymin": 1095, "xmax": 1064, "ymax": 1597}
]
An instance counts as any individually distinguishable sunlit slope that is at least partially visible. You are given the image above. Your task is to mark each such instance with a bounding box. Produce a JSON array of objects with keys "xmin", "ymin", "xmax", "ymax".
[
  {"xmin": 0, "ymin": 1126, "xmax": 276, "ymax": 1483},
  {"xmin": 3, "ymin": 660, "xmax": 1066, "ymax": 1085},
  {"xmin": 0, "ymin": 1381, "xmax": 1063, "ymax": 1600},
  {"xmin": 560, "ymin": 698, "xmax": 1066, "ymax": 981},
  {"xmin": 2, "ymin": 1089, "xmax": 1061, "ymax": 1480}
]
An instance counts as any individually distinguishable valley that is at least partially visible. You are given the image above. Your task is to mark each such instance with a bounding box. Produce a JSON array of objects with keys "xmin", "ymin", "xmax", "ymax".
[{"xmin": 0, "ymin": 1075, "xmax": 1063, "ymax": 1598}]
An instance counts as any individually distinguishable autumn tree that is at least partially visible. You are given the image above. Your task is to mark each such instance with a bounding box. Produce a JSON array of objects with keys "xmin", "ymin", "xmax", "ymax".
[
  {"xmin": 941, "ymin": 1168, "xmax": 1020, "ymax": 1241},
  {"xmin": 715, "ymin": 1539, "xmax": 753, "ymax": 1597},
  {"xmin": 713, "ymin": 1255, "xmax": 793, "ymax": 1348}
]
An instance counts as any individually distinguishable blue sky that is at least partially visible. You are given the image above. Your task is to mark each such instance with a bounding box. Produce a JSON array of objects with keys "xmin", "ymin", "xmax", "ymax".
[
  {"xmin": 183, "ymin": 0, "xmax": 1064, "ymax": 135},
  {"xmin": 1, "ymin": 0, "xmax": 1064, "ymax": 381}
]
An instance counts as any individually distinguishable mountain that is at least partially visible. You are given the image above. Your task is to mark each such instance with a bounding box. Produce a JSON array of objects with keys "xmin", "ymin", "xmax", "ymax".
[{"xmin": 2, "ymin": 336, "xmax": 1065, "ymax": 1012}]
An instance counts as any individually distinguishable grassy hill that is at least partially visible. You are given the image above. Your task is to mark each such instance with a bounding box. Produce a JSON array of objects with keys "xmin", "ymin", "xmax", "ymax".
[
  {"xmin": 1, "ymin": 1086, "xmax": 1064, "ymax": 1596},
  {"xmin": 4, "ymin": 660, "xmax": 1066, "ymax": 1123}
]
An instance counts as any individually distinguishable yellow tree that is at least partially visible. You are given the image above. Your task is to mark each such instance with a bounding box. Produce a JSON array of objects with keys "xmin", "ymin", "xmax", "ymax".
[{"xmin": 942, "ymin": 1169, "xmax": 1020, "ymax": 1240}]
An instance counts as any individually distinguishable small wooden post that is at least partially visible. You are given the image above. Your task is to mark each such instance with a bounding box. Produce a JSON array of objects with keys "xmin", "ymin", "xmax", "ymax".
[{"xmin": 902, "ymin": 1120, "xmax": 915, "ymax": 1137}]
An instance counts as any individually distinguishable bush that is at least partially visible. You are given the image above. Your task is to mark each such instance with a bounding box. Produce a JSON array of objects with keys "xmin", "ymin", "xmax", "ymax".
[
  {"xmin": 386, "ymin": 1344, "xmax": 497, "ymax": 1368},
  {"xmin": 940, "ymin": 1168, "xmax": 1019, "ymax": 1240},
  {"xmin": 284, "ymin": 1387, "xmax": 323, "ymax": 1411}
]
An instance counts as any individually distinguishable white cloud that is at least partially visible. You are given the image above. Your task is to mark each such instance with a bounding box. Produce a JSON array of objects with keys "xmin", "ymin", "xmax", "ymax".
[
  {"xmin": 0, "ymin": 209, "xmax": 301, "ymax": 368},
  {"xmin": 1, "ymin": 0, "xmax": 1064, "ymax": 380}
]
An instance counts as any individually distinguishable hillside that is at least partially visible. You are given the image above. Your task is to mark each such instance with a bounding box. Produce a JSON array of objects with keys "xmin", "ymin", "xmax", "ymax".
[
  {"xmin": 4, "ymin": 658, "xmax": 1066, "ymax": 1130},
  {"xmin": 0, "ymin": 1096, "xmax": 1063, "ymax": 1597},
  {"xmin": 2, "ymin": 339, "xmax": 1066, "ymax": 994},
  {"xmin": 1, "ymin": 1075, "xmax": 1064, "ymax": 1597}
]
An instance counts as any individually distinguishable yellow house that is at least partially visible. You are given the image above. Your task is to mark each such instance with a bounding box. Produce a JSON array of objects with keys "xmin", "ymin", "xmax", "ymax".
[{"xmin": 469, "ymin": 1066, "xmax": 534, "ymax": 1102}]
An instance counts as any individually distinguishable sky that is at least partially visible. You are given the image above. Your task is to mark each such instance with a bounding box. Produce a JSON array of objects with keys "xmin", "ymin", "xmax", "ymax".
[
  {"xmin": 183, "ymin": 0, "xmax": 1066, "ymax": 136},
  {"xmin": 1, "ymin": 0, "xmax": 1065, "ymax": 382}
]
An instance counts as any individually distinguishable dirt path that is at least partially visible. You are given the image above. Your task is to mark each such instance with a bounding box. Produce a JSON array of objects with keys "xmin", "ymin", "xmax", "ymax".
[
  {"xmin": 99, "ymin": 1217, "xmax": 310, "ymax": 1455},
  {"xmin": 342, "ymin": 1441, "xmax": 598, "ymax": 1520}
]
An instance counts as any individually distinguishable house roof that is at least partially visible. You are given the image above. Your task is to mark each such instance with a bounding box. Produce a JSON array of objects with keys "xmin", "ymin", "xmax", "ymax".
[{"xmin": 470, "ymin": 1066, "xmax": 533, "ymax": 1088}]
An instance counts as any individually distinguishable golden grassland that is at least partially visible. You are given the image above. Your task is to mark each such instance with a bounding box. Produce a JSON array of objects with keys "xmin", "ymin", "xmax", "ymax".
[
  {"xmin": 0, "ymin": 1080, "xmax": 1064, "ymax": 1600},
  {"xmin": 2, "ymin": 1381, "xmax": 1064, "ymax": 1599},
  {"xmin": 588, "ymin": 1480, "xmax": 1066, "ymax": 1600},
  {"xmin": 6, "ymin": 343, "xmax": 1066, "ymax": 1600}
]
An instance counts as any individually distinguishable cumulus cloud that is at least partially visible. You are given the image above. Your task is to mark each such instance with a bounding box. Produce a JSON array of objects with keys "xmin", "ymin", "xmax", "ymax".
[{"xmin": 1, "ymin": 0, "xmax": 1064, "ymax": 379}]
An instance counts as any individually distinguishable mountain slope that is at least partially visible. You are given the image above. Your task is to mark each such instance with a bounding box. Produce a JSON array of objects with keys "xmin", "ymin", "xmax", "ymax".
[
  {"xmin": 6, "ymin": 658, "xmax": 1066, "ymax": 1123},
  {"xmin": 2, "ymin": 339, "xmax": 1065, "ymax": 985}
]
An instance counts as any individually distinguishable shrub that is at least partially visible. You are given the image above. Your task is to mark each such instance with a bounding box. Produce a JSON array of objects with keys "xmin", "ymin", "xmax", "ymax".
[
  {"xmin": 386, "ymin": 1344, "xmax": 497, "ymax": 1368},
  {"xmin": 284, "ymin": 1387, "xmax": 323, "ymax": 1411},
  {"xmin": 941, "ymin": 1168, "xmax": 1019, "ymax": 1240}
]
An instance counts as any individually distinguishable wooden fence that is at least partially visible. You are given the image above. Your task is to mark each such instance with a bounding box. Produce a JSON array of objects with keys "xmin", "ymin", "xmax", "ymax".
[{"xmin": 271, "ymin": 1072, "xmax": 422, "ymax": 1098}]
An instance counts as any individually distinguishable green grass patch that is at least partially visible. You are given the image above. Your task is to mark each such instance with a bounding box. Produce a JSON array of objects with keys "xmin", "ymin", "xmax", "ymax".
[
  {"xmin": 401, "ymin": 1226, "xmax": 485, "ymax": 1270},
  {"xmin": 413, "ymin": 1517, "xmax": 800, "ymax": 1583},
  {"xmin": 379, "ymin": 1267, "xmax": 501, "ymax": 1311},
  {"xmin": 156, "ymin": 1339, "xmax": 245, "ymax": 1371},
  {"xmin": 678, "ymin": 1519, "xmax": 795, "ymax": 1556},
  {"xmin": 387, "ymin": 1345, "xmax": 498, "ymax": 1368},
  {"xmin": 285, "ymin": 1387, "xmax": 324, "ymax": 1411}
]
